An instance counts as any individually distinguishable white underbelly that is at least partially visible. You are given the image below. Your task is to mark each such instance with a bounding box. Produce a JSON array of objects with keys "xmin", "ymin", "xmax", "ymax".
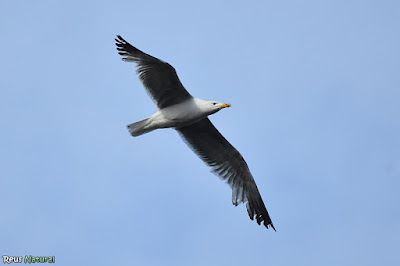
[{"xmin": 154, "ymin": 99, "xmax": 205, "ymax": 128}]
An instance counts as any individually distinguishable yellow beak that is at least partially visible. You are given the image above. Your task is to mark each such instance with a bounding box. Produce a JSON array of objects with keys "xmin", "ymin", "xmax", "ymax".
[{"xmin": 220, "ymin": 103, "xmax": 231, "ymax": 108}]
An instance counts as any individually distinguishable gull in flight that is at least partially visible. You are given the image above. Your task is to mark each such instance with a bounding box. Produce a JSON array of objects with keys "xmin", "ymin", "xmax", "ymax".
[{"xmin": 116, "ymin": 35, "xmax": 275, "ymax": 230}]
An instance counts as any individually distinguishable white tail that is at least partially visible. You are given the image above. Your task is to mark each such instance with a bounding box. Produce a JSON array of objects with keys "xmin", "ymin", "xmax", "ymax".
[{"xmin": 127, "ymin": 118, "xmax": 155, "ymax": 137}]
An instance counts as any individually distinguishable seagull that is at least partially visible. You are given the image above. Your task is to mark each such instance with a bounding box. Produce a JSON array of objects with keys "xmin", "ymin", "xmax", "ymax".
[{"xmin": 115, "ymin": 35, "xmax": 275, "ymax": 230}]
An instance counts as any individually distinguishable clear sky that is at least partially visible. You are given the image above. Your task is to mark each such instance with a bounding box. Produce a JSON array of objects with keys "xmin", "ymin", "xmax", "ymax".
[{"xmin": 1, "ymin": 0, "xmax": 399, "ymax": 265}]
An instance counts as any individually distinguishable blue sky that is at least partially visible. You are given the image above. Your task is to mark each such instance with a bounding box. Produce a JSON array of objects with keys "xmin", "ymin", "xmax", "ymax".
[{"xmin": 1, "ymin": 0, "xmax": 399, "ymax": 265}]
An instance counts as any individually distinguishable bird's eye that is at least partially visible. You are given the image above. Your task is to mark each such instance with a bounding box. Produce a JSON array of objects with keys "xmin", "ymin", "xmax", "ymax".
[{"xmin": 213, "ymin": 102, "xmax": 217, "ymax": 105}]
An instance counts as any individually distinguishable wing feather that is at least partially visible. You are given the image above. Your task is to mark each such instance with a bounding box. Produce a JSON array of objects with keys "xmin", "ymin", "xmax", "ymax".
[
  {"xmin": 115, "ymin": 35, "xmax": 192, "ymax": 109},
  {"xmin": 177, "ymin": 118, "xmax": 275, "ymax": 230}
]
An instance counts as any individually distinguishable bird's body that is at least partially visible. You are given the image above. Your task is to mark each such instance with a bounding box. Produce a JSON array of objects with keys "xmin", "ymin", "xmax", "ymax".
[
  {"xmin": 116, "ymin": 35, "xmax": 275, "ymax": 230},
  {"xmin": 128, "ymin": 98, "xmax": 227, "ymax": 136}
]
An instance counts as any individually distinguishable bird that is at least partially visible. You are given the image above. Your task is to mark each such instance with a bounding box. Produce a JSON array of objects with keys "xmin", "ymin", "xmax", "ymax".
[{"xmin": 115, "ymin": 35, "xmax": 275, "ymax": 230}]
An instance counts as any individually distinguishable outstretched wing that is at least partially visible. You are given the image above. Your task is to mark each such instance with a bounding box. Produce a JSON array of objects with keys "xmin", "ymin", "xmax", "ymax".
[
  {"xmin": 115, "ymin": 35, "xmax": 192, "ymax": 109},
  {"xmin": 177, "ymin": 118, "xmax": 275, "ymax": 230}
]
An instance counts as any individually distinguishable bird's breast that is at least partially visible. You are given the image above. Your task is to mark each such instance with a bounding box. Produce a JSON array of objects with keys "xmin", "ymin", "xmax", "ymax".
[{"xmin": 159, "ymin": 100, "xmax": 205, "ymax": 127}]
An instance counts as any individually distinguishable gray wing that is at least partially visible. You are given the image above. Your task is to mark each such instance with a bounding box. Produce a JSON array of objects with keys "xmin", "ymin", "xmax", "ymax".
[
  {"xmin": 115, "ymin": 35, "xmax": 192, "ymax": 109},
  {"xmin": 177, "ymin": 118, "xmax": 275, "ymax": 230}
]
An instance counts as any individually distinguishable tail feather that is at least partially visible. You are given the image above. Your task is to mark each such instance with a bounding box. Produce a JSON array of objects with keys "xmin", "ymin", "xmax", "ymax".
[{"xmin": 127, "ymin": 118, "xmax": 154, "ymax": 137}]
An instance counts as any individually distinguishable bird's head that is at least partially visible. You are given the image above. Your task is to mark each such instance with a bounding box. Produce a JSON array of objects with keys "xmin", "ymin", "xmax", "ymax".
[{"xmin": 206, "ymin": 101, "xmax": 231, "ymax": 115}]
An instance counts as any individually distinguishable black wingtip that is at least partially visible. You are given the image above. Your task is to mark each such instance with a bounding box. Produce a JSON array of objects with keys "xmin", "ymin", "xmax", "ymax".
[
  {"xmin": 115, "ymin": 35, "xmax": 123, "ymax": 45},
  {"xmin": 266, "ymin": 221, "xmax": 276, "ymax": 231},
  {"xmin": 246, "ymin": 201, "xmax": 275, "ymax": 230},
  {"xmin": 115, "ymin": 35, "xmax": 137, "ymax": 62},
  {"xmin": 115, "ymin": 35, "xmax": 124, "ymax": 42},
  {"xmin": 114, "ymin": 35, "xmax": 137, "ymax": 52}
]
